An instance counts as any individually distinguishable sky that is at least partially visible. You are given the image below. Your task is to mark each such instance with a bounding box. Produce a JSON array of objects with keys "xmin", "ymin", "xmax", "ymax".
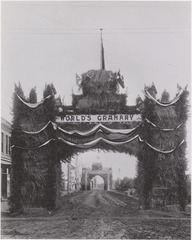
[{"xmin": 1, "ymin": 1, "xmax": 191, "ymax": 179}]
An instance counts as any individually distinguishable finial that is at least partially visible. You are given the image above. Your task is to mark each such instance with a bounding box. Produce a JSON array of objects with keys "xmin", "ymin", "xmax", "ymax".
[{"xmin": 100, "ymin": 28, "xmax": 103, "ymax": 44}]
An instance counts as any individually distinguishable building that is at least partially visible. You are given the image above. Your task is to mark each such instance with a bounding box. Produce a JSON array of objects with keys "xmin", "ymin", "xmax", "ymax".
[
  {"xmin": 1, "ymin": 117, "xmax": 11, "ymax": 200},
  {"xmin": 61, "ymin": 161, "xmax": 81, "ymax": 192}
]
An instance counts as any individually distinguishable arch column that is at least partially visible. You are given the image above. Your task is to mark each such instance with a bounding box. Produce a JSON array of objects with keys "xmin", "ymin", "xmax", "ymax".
[{"xmin": 85, "ymin": 169, "xmax": 87, "ymax": 191}]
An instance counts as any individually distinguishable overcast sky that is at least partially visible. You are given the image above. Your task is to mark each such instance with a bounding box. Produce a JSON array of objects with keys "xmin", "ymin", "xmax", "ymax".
[{"xmin": 1, "ymin": 1, "xmax": 191, "ymax": 179}]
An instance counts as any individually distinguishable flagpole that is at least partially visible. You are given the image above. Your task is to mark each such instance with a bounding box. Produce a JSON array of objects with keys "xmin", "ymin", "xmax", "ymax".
[
  {"xmin": 100, "ymin": 28, "xmax": 103, "ymax": 70},
  {"xmin": 100, "ymin": 28, "xmax": 105, "ymax": 70}
]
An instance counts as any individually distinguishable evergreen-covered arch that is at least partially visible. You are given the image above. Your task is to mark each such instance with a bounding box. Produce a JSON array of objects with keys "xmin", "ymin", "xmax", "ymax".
[
  {"xmin": 81, "ymin": 163, "xmax": 113, "ymax": 191},
  {"xmin": 10, "ymin": 81, "xmax": 189, "ymax": 212}
]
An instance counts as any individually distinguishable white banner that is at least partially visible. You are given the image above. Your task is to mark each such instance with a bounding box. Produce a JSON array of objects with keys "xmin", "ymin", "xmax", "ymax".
[{"xmin": 56, "ymin": 114, "xmax": 141, "ymax": 123}]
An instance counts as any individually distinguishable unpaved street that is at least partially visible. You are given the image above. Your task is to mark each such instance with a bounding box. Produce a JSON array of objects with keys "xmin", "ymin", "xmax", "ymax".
[{"xmin": 1, "ymin": 190, "xmax": 190, "ymax": 239}]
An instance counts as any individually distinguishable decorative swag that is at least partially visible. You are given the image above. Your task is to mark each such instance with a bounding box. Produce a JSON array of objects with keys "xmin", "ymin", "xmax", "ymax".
[{"xmin": 12, "ymin": 93, "xmax": 185, "ymax": 154}]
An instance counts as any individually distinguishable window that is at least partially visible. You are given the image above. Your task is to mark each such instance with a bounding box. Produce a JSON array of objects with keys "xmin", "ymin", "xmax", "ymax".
[
  {"xmin": 6, "ymin": 135, "xmax": 8, "ymax": 154},
  {"xmin": 1, "ymin": 132, "xmax": 4, "ymax": 153}
]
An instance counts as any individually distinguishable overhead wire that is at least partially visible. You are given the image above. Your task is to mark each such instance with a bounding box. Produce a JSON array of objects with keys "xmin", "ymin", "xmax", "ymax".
[
  {"xmin": 10, "ymin": 2, "xmax": 189, "ymax": 8},
  {"xmin": 3, "ymin": 27, "xmax": 190, "ymax": 35}
]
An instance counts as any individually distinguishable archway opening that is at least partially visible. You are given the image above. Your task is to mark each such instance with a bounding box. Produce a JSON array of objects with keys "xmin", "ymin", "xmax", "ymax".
[
  {"xmin": 90, "ymin": 175, "xmax": 104, "ymax": 190},
  {"xmin": 61, "ymin": 149, "xmax": 138, "ymax": 193}
]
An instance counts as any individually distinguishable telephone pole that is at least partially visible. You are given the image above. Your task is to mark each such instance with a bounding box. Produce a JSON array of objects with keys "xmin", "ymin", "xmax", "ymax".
[
  {"xmin": 67, "ymin": 162, "xmax": 71, "ymax": 194},
  {"xmin": 75, "ymin": 156, "xmax": 79, "ymax": 191},
  {"xmin": 118, "ymin": 168, "xmax": 121, "ymax": 184}
]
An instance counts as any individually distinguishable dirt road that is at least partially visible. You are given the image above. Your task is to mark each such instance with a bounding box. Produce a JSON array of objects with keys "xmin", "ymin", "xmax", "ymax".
[{"xmin": 1, "ymin": 190, "xmax": 190, "ymax": 239}]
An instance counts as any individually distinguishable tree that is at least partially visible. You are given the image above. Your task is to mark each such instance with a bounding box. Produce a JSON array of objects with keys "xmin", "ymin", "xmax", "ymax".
[{"xmin": 118, "ymin": 177, "xmax": 134, "ymax": 191}]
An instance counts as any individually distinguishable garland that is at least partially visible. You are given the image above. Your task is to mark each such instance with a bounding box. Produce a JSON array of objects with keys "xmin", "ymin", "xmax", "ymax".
[
  {"xmin": 58, "ymin": 122, "xmax": 141, "ymax": 136},
  {"xmin": 11, "ymin": 134, "xmax": 139, "ymax": 150},
  {"xmin": 16, "ymin": 94, "xmax": 52, "ymax": 108},
  {"xmin": 145, "ymin": 118, "xmax": 183, "ymax": 131},
  {"xmin": 58, "ymin": 134, "xmax": 139, "ymax": 148},
  {"xmin": 11, "ymin": 110, "xmax": 184, "ymax": 153},
  {"xmin": 11, "ymin": 134, "xmax": 185, "ymax": 153},
  {"xmin": 145, "ymin": 88, "xmax": 184, "ymax": 107},
  {"xmin": 16, "ymin": 118, "xmax": 182, "ymax": 135},
  {"xmin": 21, "ymin": 121, "xmax": 53, "ymax": 134},
  {"xmin": 11, "ymin": 138, "xmax": 56, "ymax": 150},
  {"xmin": 139, "ymin": 137, "xmax": 185, "ymax": 154}
]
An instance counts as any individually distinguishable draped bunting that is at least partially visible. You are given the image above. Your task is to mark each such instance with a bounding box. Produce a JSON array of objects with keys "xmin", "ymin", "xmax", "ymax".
[
  {"xmin": 58, "ymin": 130, "xmax": 138, "ymax": 144},
  {"xmin": 11, "ymin": 138, "xmax": 56, "ymax": 150},
  {"xmin": 17, "ymin": 118, "xmax": 182, "ymax": 135},
  {"xmin": 16, "ymin": 94, "xmax": 52, "ymax": 108},
  {"xmin": 58, "ymin": 122, "xmax": 141, "ymax": 136},
  {"xmin": 11, "ymin": 117, "xmax": 184, "ymax": 152},
  {"xmin": 16, "ymin": 121, "xmax": 140, "ymax": 137},
  {"xmin": 145, "ymin": 118, "xmax": 183, "ymax": 131},
  {"xmin": 11, "ymin": 128, "xmax": 185, "ymax": 153},
  {"xmin": 12, "ymin": 134, "xmax": 184, "ymax": 152},
  {"xmin": 58, "ymin": 135, "xmax": 139, "ymax": 149},
  {"xmin": 12, "ymin": 90, "xmax": 185, "ymax": 153},
  {"xmin": 139, "ymin": 137, "xmax": 185, "ymax": 154},
  {"xmin": 11, "ymin": 135, "xmax": 139, "ymax": 150},
  {"xmin": 145, "ymin": 89, "xmax": 184, "ymax": 107},
  {"xmin": 22, "ymin": 121, "xmax": 53, "ymax": 134}
]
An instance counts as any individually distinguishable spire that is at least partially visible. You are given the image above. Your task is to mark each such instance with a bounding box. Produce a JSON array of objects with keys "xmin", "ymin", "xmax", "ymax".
[{"xmin": 100, "ymin": 28, "xmax": 105, "ymax": 70}]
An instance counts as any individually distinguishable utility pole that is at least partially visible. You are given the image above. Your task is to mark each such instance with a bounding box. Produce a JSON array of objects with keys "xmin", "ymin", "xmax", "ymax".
[
  {"xmin": 75, "ymin": 156, "xmax": 78, "ymax": 191},
  {"xmin": 118, "ymin": 168, "xmax": 121, "ymax": 185},
  {"xmin": 67, "ymin": 162, "xmax": 70, "ymax": 194}
]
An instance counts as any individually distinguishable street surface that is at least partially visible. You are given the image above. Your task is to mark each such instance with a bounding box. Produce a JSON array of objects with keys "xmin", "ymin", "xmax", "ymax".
[{"xmin": 1, "ymin": 190, "xmax": 190, "ymax": 239}]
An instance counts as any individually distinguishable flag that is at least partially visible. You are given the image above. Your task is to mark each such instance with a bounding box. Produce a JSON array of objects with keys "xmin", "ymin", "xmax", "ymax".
[
  {"xmin": 109, "ymin": 72, "xmax": 113, "ymax": 81},
  {"xmin": 116, "ymin": 77, "xmax": 125, "ymax": 89},
  {"xmin": 86, "ymin": 74, "xmax": 91, "ymax": 81},
  {"xmin": 116, "ymin": 71, "xmax": 125, "ymax": 88},
  {"xmin": 76, "ymin": 74, "xmax": 81, "ymax": 87}
]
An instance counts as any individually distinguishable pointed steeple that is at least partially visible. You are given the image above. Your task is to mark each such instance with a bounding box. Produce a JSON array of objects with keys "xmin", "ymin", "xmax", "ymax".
[{"xmin": 100, "ymin": 29, "xmax": 105, "ymax": 70}]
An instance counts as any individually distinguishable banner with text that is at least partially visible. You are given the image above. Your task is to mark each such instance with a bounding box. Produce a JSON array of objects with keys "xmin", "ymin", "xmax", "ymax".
[{"xmin": 56, "ymin": 114, "xmax": 141, "ymax": 123}]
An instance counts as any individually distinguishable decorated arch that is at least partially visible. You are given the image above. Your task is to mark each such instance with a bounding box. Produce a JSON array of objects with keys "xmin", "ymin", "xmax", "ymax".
[
  {"xmin": 10, "ymin": 69, "xmax": 189, "ymax": 213},
  {"xmin": 81, "ymin": 163, "xmax": 113, "ymax": 191}
]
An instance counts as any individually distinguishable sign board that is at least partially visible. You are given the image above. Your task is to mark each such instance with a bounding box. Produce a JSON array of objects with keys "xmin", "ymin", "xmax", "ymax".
[{"xmin": 56, "ymin": 114, "xmax": 141, "ymax": 123}]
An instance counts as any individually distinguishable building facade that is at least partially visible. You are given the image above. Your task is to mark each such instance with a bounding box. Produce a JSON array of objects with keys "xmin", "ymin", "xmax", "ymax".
[
  {"xmin": 61, "ymin": 161, "xmax": 81, "ymax": 192},
  {"xmin": 1, "ymin": 117, "xmax": 11, "ymax": 200}
]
